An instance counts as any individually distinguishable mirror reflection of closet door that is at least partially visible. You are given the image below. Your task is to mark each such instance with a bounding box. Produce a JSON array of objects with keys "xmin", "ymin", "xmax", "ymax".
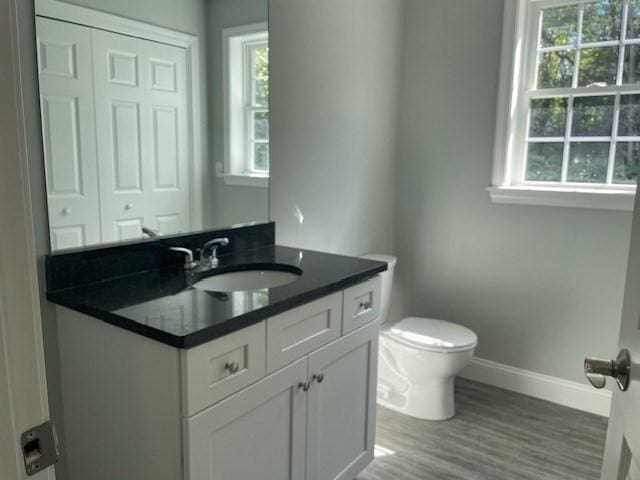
[
  {"xmin": 36, "ymin": 18, "xmax": 101, "ymax": 250},
  {"xmin": 91, "ymin": 30, "xmax": 191, "ymax": 243}
]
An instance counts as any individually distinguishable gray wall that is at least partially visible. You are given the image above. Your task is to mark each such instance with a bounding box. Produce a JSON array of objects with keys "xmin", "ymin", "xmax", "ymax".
[
  {"xmin": 207, "ymin": 0, "xmax": 270, "ymax": 229},
  {"xmin": 394, "ymin": 0, "xmax": 633, "ymax": 384},
  {"xmin": 269, "ymin": 0, "xmax": 403, "ymax": 256}
]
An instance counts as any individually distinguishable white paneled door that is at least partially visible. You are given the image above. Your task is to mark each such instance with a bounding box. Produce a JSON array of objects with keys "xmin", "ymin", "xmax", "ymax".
[
  {"xmin": 36, "ymin": 17, "xmax": 101, "ymax": 250},
  {"xmin": 36, "ymin": 17, "xmax": 192, "ymax": 248},
  {"xmin": 92, "ymin": 29, "xmax": 191, "ymax": 243},
  {"xmin": 601, "ymin": 185, "xmax": 640, "ymax": 479}
]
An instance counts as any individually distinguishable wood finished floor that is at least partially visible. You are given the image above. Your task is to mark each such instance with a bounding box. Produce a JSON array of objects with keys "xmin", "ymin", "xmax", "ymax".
[{"xmin": 358, "ymin": 379, "xmax": 608, "ymax": 480}]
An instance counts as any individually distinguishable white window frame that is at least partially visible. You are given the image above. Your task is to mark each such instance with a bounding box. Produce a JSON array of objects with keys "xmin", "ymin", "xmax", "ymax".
[
  {"xmin": 220, "ymin": 23, "xmax": 268, "ymax": 188},
  {"xmin": 244, "ymin": 40, "xmax": 269, "ymax": 174},
  {"xmin": 490, "ymin": 0, "xmax": 637, "ymax": 211}
]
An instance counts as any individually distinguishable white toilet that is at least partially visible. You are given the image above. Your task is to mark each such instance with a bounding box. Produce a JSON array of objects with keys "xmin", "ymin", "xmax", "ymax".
[{"xmin": 363, "ymin": 254, "xmax": 478, "ymax": 421}]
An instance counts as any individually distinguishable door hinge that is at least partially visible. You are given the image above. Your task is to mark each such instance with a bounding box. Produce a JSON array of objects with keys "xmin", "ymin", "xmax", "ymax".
[{"xmin": 20, "ymin": 420, "xmax": 59, "ymax": 476}]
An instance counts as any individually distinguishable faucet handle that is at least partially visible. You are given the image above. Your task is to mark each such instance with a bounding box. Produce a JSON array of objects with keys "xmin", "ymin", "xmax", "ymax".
[
  {"xmin": 203, "ymin": 237, "xmax": 230, "ymax": 249},
  {"xmin": 169, "ymin": 247, "xmax": 197, "ymax": 270},
  {"xmin": 142, "ymin": 227, "xmax": 162, "ymax": 238},
  {"xmin": 201, "ymin": 237, "xmax": 230, "ymax": 268}
]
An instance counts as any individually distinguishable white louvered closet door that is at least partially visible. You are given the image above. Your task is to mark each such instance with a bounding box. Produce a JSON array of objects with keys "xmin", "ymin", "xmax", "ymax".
[{"xmin": 91, "ymin": 29, "xmax": 191, "ymax": 243}]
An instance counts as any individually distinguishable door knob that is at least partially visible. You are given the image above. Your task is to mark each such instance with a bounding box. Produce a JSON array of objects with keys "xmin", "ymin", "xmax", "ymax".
[{"xmin": 584, "ymin": 349, "xmax": 631, "ymax": 392}]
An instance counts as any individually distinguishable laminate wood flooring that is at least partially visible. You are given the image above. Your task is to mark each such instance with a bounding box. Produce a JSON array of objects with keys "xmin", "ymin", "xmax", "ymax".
[{"xmin": 358, "ymin": 378, "xmax": 608, "ymax": 480}]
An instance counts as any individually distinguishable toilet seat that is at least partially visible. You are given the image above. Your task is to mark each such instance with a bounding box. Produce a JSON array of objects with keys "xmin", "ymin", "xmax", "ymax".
[{"xmin": 385, "ymin": 317, "xmax": 477, "ymax": 353}]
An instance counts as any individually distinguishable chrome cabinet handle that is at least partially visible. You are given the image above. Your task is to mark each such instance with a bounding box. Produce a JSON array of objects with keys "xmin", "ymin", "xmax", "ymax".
[
  {"xmin": 355, "ymin": 301, "xmax": 373, "ymax": 317},
  {"xmin": 298, "ymin": 381, "xmax": 311, "ymax": 392},
  {"xmin": 225, "ymin": 361, "xmax": 240, "ymax": 374},
  {"xmin": 312, "ymin": 373, "xmax": 325, "ymax": 384},
  {"xmin": 584, "ymin": 349, "xmax": 631, "ymax": 391}
]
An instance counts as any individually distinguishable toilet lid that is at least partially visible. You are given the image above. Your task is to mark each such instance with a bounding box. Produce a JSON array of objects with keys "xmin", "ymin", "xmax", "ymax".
[{"xmin": 386, "ymin": 317, "xmax": 477, "ymax": 352}]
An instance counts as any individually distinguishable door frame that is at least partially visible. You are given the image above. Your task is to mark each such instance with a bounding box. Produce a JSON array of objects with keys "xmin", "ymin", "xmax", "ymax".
[
  {"xmin": 0, "ymin": 0, "xmax": 55, "ymax": 477},
  {"xmin": 35, "ymin": 0, "xmax": 204, "ymax": 232}
]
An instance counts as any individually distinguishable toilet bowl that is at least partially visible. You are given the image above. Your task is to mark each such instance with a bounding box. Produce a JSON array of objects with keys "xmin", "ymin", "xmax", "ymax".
[{"xmin": 362, "ymin": 254, "xmax": 478, "ymax": 421}]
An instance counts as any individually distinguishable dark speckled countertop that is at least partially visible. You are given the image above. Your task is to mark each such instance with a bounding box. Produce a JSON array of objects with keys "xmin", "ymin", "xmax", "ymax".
[{"xmin": 47, "ymin": 244, "xmax": 387, "ymax": 348}]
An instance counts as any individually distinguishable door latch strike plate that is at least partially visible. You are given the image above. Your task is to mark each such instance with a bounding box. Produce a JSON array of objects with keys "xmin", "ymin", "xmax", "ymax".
[{"xmin": 20, "ymin": 420, "xmax": 59, "ymax": 476}]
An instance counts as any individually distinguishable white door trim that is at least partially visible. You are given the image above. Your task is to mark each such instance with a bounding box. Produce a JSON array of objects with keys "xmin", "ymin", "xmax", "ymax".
[
  {"xmin": 34, "ymin": 0, "xmax": 204, "ymax": 231},
  {"xmin": 0, "ymin": 0, "xmax": 54, "ymax": 477}
]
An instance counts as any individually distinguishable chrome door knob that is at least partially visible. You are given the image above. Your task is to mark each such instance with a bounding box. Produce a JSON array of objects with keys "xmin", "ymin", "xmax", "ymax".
[{"xmin": 584, "ymin": 349, "xmax": 631, "ymax": 392}]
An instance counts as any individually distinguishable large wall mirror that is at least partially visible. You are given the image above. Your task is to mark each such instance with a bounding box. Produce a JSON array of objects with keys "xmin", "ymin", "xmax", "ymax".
[{"xmin": 35, "ymin": 0, "xmax": 269, "ymax": 251}]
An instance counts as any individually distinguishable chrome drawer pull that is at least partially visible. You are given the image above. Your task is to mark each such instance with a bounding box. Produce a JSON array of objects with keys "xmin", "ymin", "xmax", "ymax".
[
  {"xmin": 225, "ymin": 361, "xmax": 240, "ymax": 374},
  {"xmin": 298, "ymin": 381, "xmax": 311, "ymax": 392},
  {"xmin": 355, "ymin": 301, "xmax": 373, "ymax": 317}
]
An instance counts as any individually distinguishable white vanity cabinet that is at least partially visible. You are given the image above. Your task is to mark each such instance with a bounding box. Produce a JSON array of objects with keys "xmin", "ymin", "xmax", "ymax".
[
  {"xmin": 185, "ymin": 322, "xmax": 378, "ymax": 480},
  {"xmin": 56, "ymin": 275, "xmax": 381, "ymax": 480}
]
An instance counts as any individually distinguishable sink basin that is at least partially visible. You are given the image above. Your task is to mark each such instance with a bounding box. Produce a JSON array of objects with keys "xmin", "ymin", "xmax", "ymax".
[{"xmin": 192, "ymin": 268, "xmax": 301, "ymax": 292}]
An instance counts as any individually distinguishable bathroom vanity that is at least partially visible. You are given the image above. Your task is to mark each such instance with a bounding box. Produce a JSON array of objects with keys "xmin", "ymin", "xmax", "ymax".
[{"xmin": 46, "ymin": 223, "xmax": 386, "ymax": 480}]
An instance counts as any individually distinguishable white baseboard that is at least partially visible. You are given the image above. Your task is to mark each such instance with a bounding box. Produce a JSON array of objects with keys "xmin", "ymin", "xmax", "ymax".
[{"xmin": 460, "ymin": 357, "xmax": 612, "ymax": 418}]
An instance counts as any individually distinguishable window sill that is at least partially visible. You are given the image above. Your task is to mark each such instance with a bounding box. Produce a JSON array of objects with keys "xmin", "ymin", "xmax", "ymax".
[
  {"xmin": 221, "ymin": 174, "xmax": 269, "ymax": 188},
  {"xmin": 488, "ymin": 186, "xmax": 635, "ymax": 212}
]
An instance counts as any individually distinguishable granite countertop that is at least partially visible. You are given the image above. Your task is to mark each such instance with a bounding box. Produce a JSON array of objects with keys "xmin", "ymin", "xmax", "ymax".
[{"xmin": 47, "ymin": 245, "xmax": 387, "ymax": 348}]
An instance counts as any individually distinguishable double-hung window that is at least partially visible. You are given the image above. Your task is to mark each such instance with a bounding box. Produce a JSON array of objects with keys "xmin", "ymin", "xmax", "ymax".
[
  {"xmin": 492, "ymin": 0, "xmax": 640, "ymax": 210},
  {"xmin": 246, "ymin": 42, "xmax": 269, "ymax": 174},
  {"xmin": 221, "ymin": 23, "xmax": 269, "ymax": 187}
]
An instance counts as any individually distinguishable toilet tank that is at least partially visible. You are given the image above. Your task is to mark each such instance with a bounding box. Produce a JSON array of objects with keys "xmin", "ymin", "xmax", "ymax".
[{"xmin": 361, "ymin": 254, "xmax": 397, "ymax": 324}]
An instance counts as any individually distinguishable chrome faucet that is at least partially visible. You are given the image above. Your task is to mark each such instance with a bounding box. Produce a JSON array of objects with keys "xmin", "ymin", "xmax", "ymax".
[
  {"xmin": 200, "ymin": 237, "xmax": 230, "ymax": 268},
  {"xmin": 168, "ymin": 237, "xmax": 230, "ymax": 271},
  {"xmin": 169, "ymin": 247, "xmax": 198, "ymax": 271}
]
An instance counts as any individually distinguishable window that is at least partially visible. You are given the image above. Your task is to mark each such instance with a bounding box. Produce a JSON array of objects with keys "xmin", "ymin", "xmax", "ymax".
[
  {"xmin": 246, "ymin": 42, "xmax": 269, "ymax": 173},
  {"xmin": 221, "ymin": 23, "xmax": 269, "ymax": 187},
  {"xmin": 492, "ymin": 0, "xmax": 639, "ymax": 210}
]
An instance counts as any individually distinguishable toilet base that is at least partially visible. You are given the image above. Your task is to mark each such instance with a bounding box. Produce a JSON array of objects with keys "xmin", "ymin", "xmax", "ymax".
[{"xmin": 377, "ymin": 377, "xmax": 456, "ymax": 421}]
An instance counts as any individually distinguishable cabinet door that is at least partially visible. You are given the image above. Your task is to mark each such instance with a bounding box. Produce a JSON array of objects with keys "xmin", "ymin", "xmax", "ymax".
[
  {"xmin": 185, "ymin": 357, "xmax": 308, "ymax": 480},
  {"xmin": 306, "ymin": 321, "xmax": 379, "ymax": 480}
]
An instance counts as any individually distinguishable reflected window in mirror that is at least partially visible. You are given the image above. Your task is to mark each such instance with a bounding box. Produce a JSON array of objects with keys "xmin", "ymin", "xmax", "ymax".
[
  {"xmin": 247, "ymin": 42, "xmax": 269, "ymax": 174},
  {"xmin": 222, "ymin": 23, "xmax": 269, "ymax": 187}
]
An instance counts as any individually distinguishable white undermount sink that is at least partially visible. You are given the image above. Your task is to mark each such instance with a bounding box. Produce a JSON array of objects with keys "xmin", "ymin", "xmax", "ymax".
[{"xmin": 192, "ymin": 268, "xmax": 301, "ymax": 292}]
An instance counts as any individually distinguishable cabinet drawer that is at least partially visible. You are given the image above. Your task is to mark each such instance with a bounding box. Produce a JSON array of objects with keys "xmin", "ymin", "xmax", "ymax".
[
  {"xmin": 182, "ymin": 322, "xmax": 266, "ymax": 416},
  {"xmin": 266, "ymin": 292, "xmax": 343, "ymax": 374},
  {"xmin": 342, "ymin": 276, "xmax": 381, "ymax": 334}
]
